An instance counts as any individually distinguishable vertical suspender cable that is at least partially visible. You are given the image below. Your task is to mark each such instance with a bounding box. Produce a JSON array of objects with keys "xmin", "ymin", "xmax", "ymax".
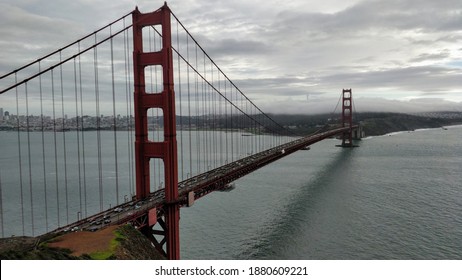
[
  {"xmin": 212, "ymin": 63, "xmax": 216, "ymax": 168},
  {"xmin": 208, "ymin": 61, "xmax": 212, "ymax": 167},
  {"xmin": 25, "ymin": 83, "xmax": 34, "ymax": 235},
  {"xmin": 176, "ymin": 21, "xmax": 184, "ymax": 181},
  {"xmin": 203, "ymin": 57, "xmax": 207, "ymax": 170},
  {"xmin": 0, "ymin": 169, "xmax": 3, "ymax": 238},
  {"xmin": 236, "ymin": 88, "xmax": 239, "ymax": 158},
  {"xmin": 225, "ymin": 80, "xmax": 228, "ymax": 164},
  {"xmin": 39, "ymin": 62, "xmax": 49, "ymax": 231},
  {"xmin": 94, "ymin": 34, "xmax": 103, "ymax": 212},
  {"xmin": 257, "ymin": 107, "xmax": 260, "ymax": 152},
  {"xmin": 15, "ymin": 74, "xmax": 25, "ymax": 235},
  {"xmin": 195, "ymin": 45, "xmax": 200, "ymax": 174},
  {"xmin": 186, "ymin": 34, "xmax": 192, "ymax": 178},
  {"xmin": 202, "ymin": 54, "xmax": 208, "ymax": 171},
  {"xmin": 25, "ymin": 82, "xmax": 35, "ymax": 236},
  {"xmin": 78, "ymin": 42, "xmax": 88, "ymax": 218},
  {"xmin": 211, "ymin": 63, "xmax": 215, "ymax": 168},
  {"xmin": 218, "ymin": 71, "xmax": 223, "ymax": 166},
  {"xmin": 110, "ymin": 27, "xmax": 120, "ymax": 204},
  {"xmin": 51, "ymin": 69, "xmax": 60, "ymax": 227},
  {"xmin": 208, "ymin": 64, "xmax": 211, "ymax": 168},
  {"xmin": 245, "ymin": 99, "xmax": 248, "ymax": 155},
  {"xmin": 212, "ymin": 63, "xmax": 217, "ymax": 168},
  {"xmin": 73, "ymin": 57, "xmax": 83, "ymax": 219},
  {"xmin": 258, "ymin": 111, "xmax": 261, "ymax": 152},
  {"xmin": 240, "ymin": 94, "xmax": 243, "ymax": 156},
  {"xmin": 201, "ymin": 53, "xmax": 206, "ymax": 171},
  {"xmin": 225, "ymin": 80, "xmax": 232, "ymax": 163},
  {"xmin": 236, "ymin": 88, "xmax": 240, "ymax": 159},
  {"xmin": 59, "ymin": 51, "xmax": 69, "ymax": 224},
  {"xmin": 230, "ymin": 87, "xmax": 234, "ymax": 162},
  {"xmin": 253, "ymin": 106, "xmax": 256, "ymax": 154},
  {"xmin": 208, "ymin": 59, "xmax": 212, "ymax": 168}
]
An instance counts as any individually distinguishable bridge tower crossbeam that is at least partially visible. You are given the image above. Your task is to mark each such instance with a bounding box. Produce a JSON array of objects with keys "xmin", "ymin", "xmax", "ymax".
[{"xmin": 132, "ymin": 3, "xmax": 179, "ymax": 259}]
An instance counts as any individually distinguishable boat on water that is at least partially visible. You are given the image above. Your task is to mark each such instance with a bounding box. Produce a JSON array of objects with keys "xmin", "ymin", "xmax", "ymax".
[{"xmin": 301, "ymin": 146, "xmax": 311, "ymax": 150}]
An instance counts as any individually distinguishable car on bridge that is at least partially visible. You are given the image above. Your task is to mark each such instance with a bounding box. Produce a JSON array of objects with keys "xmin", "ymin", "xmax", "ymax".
[{"xmin": 87, "ymin": 226, "xmax": 98, "ymax": 232}]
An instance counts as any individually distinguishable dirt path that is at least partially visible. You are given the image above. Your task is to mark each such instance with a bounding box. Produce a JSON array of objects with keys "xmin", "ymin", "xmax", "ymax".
[{"xmin": 48, "ymin": 226, "xmax": 118, "ymax": 257}]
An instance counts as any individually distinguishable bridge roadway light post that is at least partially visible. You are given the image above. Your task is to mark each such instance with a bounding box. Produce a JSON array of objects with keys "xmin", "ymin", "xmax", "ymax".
[{"xmin": 132, "ymin": 3, "xmax": 180, "ymax": 260}]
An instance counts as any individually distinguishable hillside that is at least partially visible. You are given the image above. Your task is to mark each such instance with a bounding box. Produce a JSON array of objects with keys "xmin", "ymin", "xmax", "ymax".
[
  {"xmin": 271, "ymin": 112, "xmax": 462, "ymax": 136},
  {"xmin": 0, "ymin": 225, "xmax": 165, "ymax": 260}
]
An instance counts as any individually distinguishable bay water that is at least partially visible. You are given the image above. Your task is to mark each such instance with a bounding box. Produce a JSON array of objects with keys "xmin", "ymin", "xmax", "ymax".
[
  {"xmin": 180, "ymin": 126, "xmax": 462, "ymax": 259},
  {"xmin": 1, "ymin": 126, "xmax": 461, "ymax": 259}
]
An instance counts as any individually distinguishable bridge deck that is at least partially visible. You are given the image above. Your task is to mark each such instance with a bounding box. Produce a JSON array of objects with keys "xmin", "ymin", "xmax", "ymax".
[{"xmin": 52, "ymin": 126, "xmax": 355, "ymax": 234}]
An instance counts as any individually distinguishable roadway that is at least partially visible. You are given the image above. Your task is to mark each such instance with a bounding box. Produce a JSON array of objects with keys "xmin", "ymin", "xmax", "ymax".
[{"xmin": 51, "ymin": 126, "xmax": 354, "ymax": 234}]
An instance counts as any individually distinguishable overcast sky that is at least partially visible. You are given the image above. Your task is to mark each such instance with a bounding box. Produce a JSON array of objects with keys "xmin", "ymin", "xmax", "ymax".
[{"xmin": 1, "ymin": 0, "xmax": 461, "ymax": 114}]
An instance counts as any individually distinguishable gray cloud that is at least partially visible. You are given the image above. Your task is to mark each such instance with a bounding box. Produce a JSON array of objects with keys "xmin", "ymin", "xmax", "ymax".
[
  {"xmin": 321, "ymin": 66, "xmax": 462, "ymax": 93},
  {"xmin": 409, "ymin": 51, "xmax": 451, "ymax": 63},
  {"xmin": 0, "ymin": 4, "xmax": 84, "ymax": 66},
  {"xmin": 1, "ymin": 0, "xmax": 461, "ymax": 115},
  {"xmin": 355, "ymin": 97, "xmax": 462, "ymax": 113},
  {"xmin": 186, "ymin": 36, "xmax": 275, "ymax": 60},
  {"xmin": 272, "ymin": 0, "xmax": 462, "ymax": 36}
]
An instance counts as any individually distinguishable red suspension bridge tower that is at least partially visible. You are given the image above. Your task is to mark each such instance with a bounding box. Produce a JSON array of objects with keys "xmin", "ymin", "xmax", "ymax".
[
  {"xmin": 341, "ymin": 88, "xmax": 354, "ymax": 147},
  {"xmin": 132, "ymin": 3, "xmax": 180, "ymax": 259}
]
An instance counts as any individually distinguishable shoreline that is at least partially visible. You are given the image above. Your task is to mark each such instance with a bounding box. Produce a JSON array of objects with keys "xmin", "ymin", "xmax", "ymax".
[{"xmin": 362, "ymin": 123, "xmax": 462, "ymax": 139}]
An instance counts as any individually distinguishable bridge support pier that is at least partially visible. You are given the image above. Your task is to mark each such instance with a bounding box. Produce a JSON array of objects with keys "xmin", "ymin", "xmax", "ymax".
[{"xmin": 132, "ymin": 3, "xmax": 180, "ymax": 260}]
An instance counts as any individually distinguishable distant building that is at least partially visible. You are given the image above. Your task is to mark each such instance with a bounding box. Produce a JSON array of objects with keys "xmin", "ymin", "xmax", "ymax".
[{"xmin": 0, "ymin": 108, "xmax": 3, "ymax": 121}]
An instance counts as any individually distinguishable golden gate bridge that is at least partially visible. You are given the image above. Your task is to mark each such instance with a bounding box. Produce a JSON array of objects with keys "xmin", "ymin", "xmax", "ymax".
[{"xmin": 0, "ymin": 3, "xmax": 360, "ymax": 259}]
